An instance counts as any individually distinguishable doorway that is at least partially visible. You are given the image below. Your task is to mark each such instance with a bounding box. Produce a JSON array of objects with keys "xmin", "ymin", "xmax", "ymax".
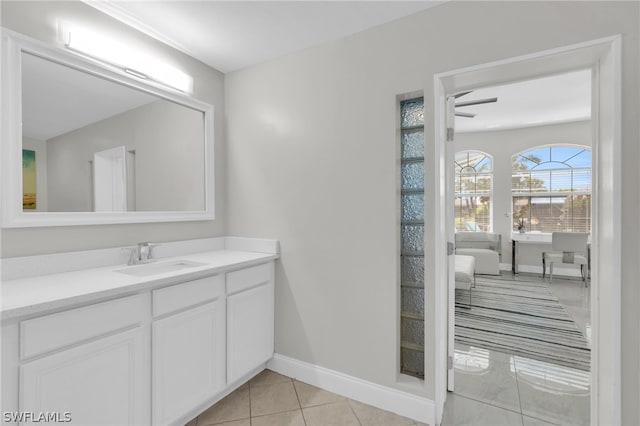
[{"xmin": 432, "ymin": 36, "xmax": 621, "ymax": 426}]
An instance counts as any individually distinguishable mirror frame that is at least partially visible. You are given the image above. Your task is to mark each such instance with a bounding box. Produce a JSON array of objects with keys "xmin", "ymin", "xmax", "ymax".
[{"xmin": 1, "ymin": 29, "xmax": 215, "ymax": 228}]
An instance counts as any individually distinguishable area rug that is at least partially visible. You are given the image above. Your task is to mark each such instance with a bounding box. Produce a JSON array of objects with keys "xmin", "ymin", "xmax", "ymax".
[{"xmin": 455, "ymin": 275, "xmax": 591, "ymax": 371}]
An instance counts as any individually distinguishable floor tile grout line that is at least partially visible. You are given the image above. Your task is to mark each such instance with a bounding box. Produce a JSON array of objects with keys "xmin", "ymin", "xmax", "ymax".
[
  {"xmin": 300, "ymin": 399, "xmax": 350, "ymax": 410},
  {"xmin": 521, "ymin": 412, "xmax": 563, "ymax": 426},
  {"xmin": 346, "ymin": 399, "xmax": 363, "ymax": 426},
  {"xmin": 512, "ymin": 358, "xmax": 570, "ymax": 426},
  {"xmin": 291, "ymin": 378, "xmax": 308, "ymax": 426},
  {"xmin": 451, "ymin": 393, "xmax": 524, "ymax": 416},
  {"xmin": 514, "ymin": 358, "xmax": 524, "ymax": 418},
  {"xmin": 250, "ymin": 407, "xmax": 304, "ymax": 424}
]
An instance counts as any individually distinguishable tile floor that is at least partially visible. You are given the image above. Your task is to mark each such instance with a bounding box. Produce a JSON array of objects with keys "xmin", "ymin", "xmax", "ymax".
[
  {"xmin": 443, "ymin": 273, "xmax": 591, "ymax": 426},
  {"xmin": 186, "ymin": 273, "xmax": 590, "ymax": 426},
  {"xmin": 185, "ymin": 369, "xmax": 428, "ymax": 426}
]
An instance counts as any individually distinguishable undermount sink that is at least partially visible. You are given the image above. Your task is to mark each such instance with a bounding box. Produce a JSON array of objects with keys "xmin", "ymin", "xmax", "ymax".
[{"xmin": 115, "ymin": 260, "xmax": 208, "ymax": 277}]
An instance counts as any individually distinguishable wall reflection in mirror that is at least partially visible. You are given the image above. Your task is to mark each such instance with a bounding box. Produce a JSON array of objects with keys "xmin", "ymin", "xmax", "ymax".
[{"xmin": 21, "ymin": 51, "xmax": 206, "ymax": 212}]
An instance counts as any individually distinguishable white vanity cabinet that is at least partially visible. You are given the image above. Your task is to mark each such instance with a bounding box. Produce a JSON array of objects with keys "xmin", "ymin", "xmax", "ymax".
[
  {"xmin": 226, "ymin": 262, "xmax": 275, "ymax": 384},
  {"xmin": 151, "ymin": 275, "xmax": 226, "ymax": 425},
  {"xmin": 17, "ymin": 294, "xmax": 150, "ymax": 426},
  {"xmin": 1, "ymin": 257, "xmax": 276, "ymax": 426}
]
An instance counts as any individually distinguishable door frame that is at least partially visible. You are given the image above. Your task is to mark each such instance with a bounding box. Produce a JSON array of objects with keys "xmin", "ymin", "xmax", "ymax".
[{"xmin": 432, "ymin": 35, "xmax": 621, "ymax": 425}]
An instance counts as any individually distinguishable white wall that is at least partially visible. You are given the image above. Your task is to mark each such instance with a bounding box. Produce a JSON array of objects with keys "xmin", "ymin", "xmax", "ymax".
[
  {"xmin": 455, "ymin": 120, "xmax": 592, "ymax": 269},
  {"xmin": 1, "ymin": 1, "xmax": 225, "ymax": 256},
  {"xmin": 225, "ymin": 1, "xmax": 639, "ymax": 422},
  {"xmin": 46, "ymin": 100, "xmax": 205, "ymax": 212}
]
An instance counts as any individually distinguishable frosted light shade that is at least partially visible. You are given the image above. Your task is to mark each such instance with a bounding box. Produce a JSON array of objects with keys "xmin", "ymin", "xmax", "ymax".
[{"xmin": 60, "ymin": 21, "xmax": 193, "ymax": 93}]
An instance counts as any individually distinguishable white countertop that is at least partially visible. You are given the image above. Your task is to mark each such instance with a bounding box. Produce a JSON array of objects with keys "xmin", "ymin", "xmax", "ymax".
[
  {"xmin": 1, "ymin": 248, "xmax": 277, "ymax": 321},
  {"xmin": 511, "ymin": 233, "xmax": 591, "ymax": 244}
]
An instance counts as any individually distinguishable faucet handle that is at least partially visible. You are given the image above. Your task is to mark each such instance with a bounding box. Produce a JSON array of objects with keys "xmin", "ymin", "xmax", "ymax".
[
  {"xmin": 147, "ymin": 243, "xmax": 161, "ymax": 260},
  {"xmin": 121, "ymin": 246, "xmax": 140, "ymax": 265},
  {"xmin": 136, "ymin": 242, "xmax": 161, "ymax": 261}
]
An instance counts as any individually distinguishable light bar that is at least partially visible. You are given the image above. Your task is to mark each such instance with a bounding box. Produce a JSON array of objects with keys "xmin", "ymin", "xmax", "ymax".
[{"xmin": 59, "ymin": 21, "xmax": 193, "ymax": 93}]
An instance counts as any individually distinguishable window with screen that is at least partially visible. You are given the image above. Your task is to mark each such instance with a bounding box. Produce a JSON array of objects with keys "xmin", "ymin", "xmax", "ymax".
[
  {"xmin": 454, "ymin": 151, "xmax": 493, "ymax": 232},
  {"xmin": 512, "ymin": 145, "xmax": 591, "ymax": 233}
]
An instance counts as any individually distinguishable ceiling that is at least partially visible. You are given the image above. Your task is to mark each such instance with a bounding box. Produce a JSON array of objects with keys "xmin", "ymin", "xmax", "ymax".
[
  {"xmin": 22, "ymin": 51, "xmax": 157, "ymax": 141},
  {"xmin": 84, "ymin": 1, "xmax": 590, "ymax": 132},
  {"xmin": 455, "ymin": 69, "xmax": 591, "ymax": 133},
  {"xmin": 24, "ymin": 2, "xmax": 590, "ymax": 139},
  {"xmin": 85, "ymin": 1, "xmax": 445, "ymax": 73}
]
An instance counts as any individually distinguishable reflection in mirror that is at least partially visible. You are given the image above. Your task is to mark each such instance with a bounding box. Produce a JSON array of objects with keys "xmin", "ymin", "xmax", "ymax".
[{"xmin": 21, "ymin": 51, "xmax": 206, "ymax": 213}]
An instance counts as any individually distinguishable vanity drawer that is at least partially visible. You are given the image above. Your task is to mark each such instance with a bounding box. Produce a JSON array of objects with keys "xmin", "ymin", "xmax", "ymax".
[
  {"xmin": 153, "ymin": 274, "xmax": 224, "ymax": 317},
  {"xmin": 20, "ymin": 294, "xmax": 146, "ymax": 360},
  {"xmin": 226, "ymin": 263, "xmax": 272, "ymax": 295}
]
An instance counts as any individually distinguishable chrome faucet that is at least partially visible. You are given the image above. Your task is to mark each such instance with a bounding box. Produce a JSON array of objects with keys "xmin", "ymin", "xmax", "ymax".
[{"xmin": 124, "ymin": 242, "xmax": 159, "ymax": 265}]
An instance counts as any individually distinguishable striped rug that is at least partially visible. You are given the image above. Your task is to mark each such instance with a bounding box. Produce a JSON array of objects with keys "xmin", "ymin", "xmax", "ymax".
[{"xmin": 455, "ymin": 275, "xmax": 591, "ymax": 371}]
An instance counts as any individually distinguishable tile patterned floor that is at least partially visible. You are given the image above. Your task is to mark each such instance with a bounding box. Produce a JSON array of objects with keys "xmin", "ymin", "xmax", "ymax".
[
  {"xmin": 185, "ymin": 369, "xmax": 428, "ymax": 426},
  {"xmin": 186, "ymin": 273, "xmax": 590, "ymax": 426},
  {"xmin": 443, "ymin": 273, "xmax": 591, "ymax": 426}
]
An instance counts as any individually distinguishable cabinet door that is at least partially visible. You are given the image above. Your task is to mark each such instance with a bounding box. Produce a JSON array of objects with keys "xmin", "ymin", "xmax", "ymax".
[
  {"xmin": 20, "ymin": 327, "xmax": 148, "ymax": 426},
  {"xmin": 227, "ymin": 282, "xmax": 274, "ymax": 384},
  {"xmin": 152, "ymin": 299, "xmax": 226, "ymax": 425}
]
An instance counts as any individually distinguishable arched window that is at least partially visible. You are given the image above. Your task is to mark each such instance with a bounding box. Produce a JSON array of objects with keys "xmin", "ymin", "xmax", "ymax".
[
  {"xmin": 512, "ymin": 145, "xmax": 591, "ymax": 233},
  {"xmin": 455, "ymin": 151, "xmax": 492, "ymax": 232}
]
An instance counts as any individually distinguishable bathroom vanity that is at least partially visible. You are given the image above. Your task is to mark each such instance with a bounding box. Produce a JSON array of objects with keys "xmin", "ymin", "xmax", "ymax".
[
  {"xmin": 1, "ymin": 237, "xmax": 278, "ymax": 426},
  {"xmin": 0, "ymin": 26, "xmax": 278, "ymax": 426}
]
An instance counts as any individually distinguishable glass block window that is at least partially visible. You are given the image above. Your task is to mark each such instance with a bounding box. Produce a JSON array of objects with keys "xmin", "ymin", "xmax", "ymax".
[
  {"xmin": 400, "ymin": 97, "xmax": 424, "ymax": 379},
  {"xmin": 454, "ymin": 151, "xmax": 493, "ymax": 232},
  {"xmin": 512, "ymin": 145, "xmax": 591, "ymax": 233}
]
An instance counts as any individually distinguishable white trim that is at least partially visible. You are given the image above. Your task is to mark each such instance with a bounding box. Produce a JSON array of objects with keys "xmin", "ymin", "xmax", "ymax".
[
  {"xmin": 589, "ymin": 35, "xmax": 622, "ymax": 426},
  {"xmin": 434, "ymin": 35, "xmax": 622, "ymax": 426},
  {"xmin": 1, "ymin": 29, "xmax": 215, "ymax": 228},
  {"xmin": 82, "ymin": 1, "xmax": 197, "ymax": 64},
  {"xmin": 431, "ymin": 80, "xmax": 449, "ymax": 425},
  {"xmin": 267, "ymin": 353, "xmax": 434, "ymax": 425},
  {"xmin": 433, "ymin": 35, "xmax": 618, "ymax": 88}
]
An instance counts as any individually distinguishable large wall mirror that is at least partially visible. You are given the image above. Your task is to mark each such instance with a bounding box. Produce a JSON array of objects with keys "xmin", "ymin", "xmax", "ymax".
[{"xmin": 1, "ymin": 30, "xmax": 214, "ymax": 227}]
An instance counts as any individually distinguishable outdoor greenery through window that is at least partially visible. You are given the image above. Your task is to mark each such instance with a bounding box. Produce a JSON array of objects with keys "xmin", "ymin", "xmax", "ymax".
[
  {"xmin": 454, "ymin": 151, "xmax": 492, "ymax": 232},
  {"xmin": 512, "ymin": 145, "xmax": 591, "ymax": 233}
]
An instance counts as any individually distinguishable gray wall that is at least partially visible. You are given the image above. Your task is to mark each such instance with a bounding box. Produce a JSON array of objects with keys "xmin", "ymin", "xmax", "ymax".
[
  {"xmin": 46, "ymin": 100, "xmax": 205, "ymax": 212},
  {"xmin": 1, "ymin": 1, "xmax": 226, "ymax": 256},
  {"xmin": 225, "ymin": 1, "xmax": 639, "ymax": 422},
  {"xmin": 455, "ymin": 120, "xmax": 592, "ymax": 269}
]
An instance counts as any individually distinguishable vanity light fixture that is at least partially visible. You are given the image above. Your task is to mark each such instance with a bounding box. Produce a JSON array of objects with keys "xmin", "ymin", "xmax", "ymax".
[{"xmin": 58, "ymin": 21, "xmax": 193, "ymax": 93}]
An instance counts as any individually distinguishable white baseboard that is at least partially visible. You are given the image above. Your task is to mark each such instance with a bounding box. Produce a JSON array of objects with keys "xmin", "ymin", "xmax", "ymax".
[
  {"xmin": 267, "ymin": 353, "xmax": 434, "ymax": 425},
  {"xmin": 499, "ymin": 262, "xmax": 512, "ymax": 271}
]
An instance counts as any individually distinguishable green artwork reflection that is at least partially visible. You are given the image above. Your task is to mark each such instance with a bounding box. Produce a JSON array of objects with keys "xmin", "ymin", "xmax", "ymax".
[{"xmin": 22, "ymin": 149, "xmax": 36, "ymax": 210}]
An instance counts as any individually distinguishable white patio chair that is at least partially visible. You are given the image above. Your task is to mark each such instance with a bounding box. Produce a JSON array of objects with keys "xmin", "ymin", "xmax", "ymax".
[{"xmin": 542, "ymin": 232, "xmax": 589, "ymax": 285}]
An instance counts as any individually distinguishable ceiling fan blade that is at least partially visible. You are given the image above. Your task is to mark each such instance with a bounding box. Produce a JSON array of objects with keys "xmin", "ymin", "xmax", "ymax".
[
  {"xmin": 455, "ymin": 97, "xmax": 498, "ymax": 108},
  {"xmin": 455, "ymin": 111, "xmax": 476, "ymax": 118},
  {"xmin": 454, "ymin": 90, "xmax": 473, "ymax": 99}
]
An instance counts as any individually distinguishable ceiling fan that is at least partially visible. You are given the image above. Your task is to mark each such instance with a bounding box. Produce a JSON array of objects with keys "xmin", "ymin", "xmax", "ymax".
[{"xmin": 453, "ymin": 90, "xmax": 497, "ymax": 118}]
